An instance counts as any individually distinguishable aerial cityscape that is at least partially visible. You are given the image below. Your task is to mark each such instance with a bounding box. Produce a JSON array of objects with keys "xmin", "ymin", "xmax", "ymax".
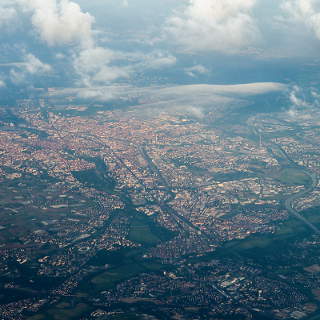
[{"xmin": 1, "ymin": 0, "xmax": 320, "ymax": 319}]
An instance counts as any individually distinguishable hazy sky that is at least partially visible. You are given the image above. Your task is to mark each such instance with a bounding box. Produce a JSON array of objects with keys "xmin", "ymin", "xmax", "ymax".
[{"xmin": 0, "ymin": 0, "xmax": 320, "ymax": 107}]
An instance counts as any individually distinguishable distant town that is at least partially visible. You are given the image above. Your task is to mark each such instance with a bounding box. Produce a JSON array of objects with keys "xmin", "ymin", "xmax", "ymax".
[{"xmin": 1, "ymin": 93, "xmax": 320, "ymax": 320}]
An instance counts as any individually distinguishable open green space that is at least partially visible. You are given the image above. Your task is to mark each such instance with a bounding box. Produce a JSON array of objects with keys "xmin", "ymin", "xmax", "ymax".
[
  {"xmin": 120, "ymin": 209, "xmax": 175, "ymax": 247},
  {"xmin": 220, "ymin": 207, "xmax": 320, "ymax": 256},
  {"xmin": 277, "ymin": 168, "xmax": 311, "ymax": 186},
  {"xmin": 91, "ymin": 258, "xmax": 162, "ymax": 291},
  {"xmin": 212, "ymin": 171, "xmax": 255, "ymax": 182},
  {"xmin": 307, "ymin": 313, "xmax": 320, "ymax": 320},
  {"xmin": 189, "ymin": 206, "xmax": 320, "ymax": 266},
  {"xmin": 27, "ymin": 209, "xmax": 174, "ymax": 319},
  {"xmin": 82, "ymin": 208, "xmax": 175, "ymax": 293},
  {"xmin": 27, "ymin": 303, "xmax": 91, "ymax": 320},
  {"xmin": 107, "ymin": 314, "xmax": 142, "ymax": 320},
  {"xmin": 71, "ymin": 168, "xmax": 115, "ymax": 192},
  {"xmin": 91, "ymin": 263, "xmax": 144, "ymax": 290},
  {"xmin": 296, "ymin": 207, "xmax": 320, "ymax": 227},
  {"xmin": 26, "ymin": 316, "xmax": 43, "ymax": 320},
  {"xmin": 82, "ymin": 245, "xmax": 166, "ymax": 294},
  {"xmin": 128, "ymin": 214, "xmax": 162, "ymax": 246}
]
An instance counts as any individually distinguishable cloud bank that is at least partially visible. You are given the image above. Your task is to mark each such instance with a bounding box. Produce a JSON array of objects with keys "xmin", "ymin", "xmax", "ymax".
[
  {"xmin": 9, "ymin": 53, "xmax": 52, "ymax": 84},
  {"xmin": 49, "ymin": 82, "xmax": 286, "ymax": 119},
  {"xmin": 137, "ymin": 82, "xmax": 286, "ymax": 115},
  {"xmin": 281, "ymin": 0, "xmax": 320, "ymax": 40},
  {"xmin": 19, "ymin": 0, "xmax": 95, "ymax": 47},
  {"xmin": 12, "ymin": 0, "xmax": 132, "ymax": 86},
  {"xmin": 0, "ymin": 0, "xmax": 319, "ymax": 106},
  {"xmin": 0, "ymin": 5, "xmax": 17, "ymax": 28},
  {"xmin": 167, "ymin": 0, "xmax": 259, "ymax": 53}
]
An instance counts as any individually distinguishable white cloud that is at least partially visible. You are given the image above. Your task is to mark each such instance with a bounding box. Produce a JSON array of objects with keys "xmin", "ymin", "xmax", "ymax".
[
  {"xmin": 19, "ymin": 0, "xmax": 95, "ymax": 47},
  {"xmin": 185, "ymin": 65, "xmax": 208, "ymax": 77},
  {"xmin": 139, "ymin": 82, "xmax": 286, "ymax": 107},
  {"xmin": 167, "ymin": 0, "xmax": 260, "ymax": 54},
  {"xmin": 285, "ymin": 85, "xmax": 320, "ymax": 119},
  {"xmin": 49, "ymin": 82, "xmax": 286, "ymax": 119},
  {"xmin": 0, "ymin": 5, "xmax": 17, "ymax": 28},
  {"xmin": 55, "ymin": 53, "xmax": 66, "ymax": 59},
  {"xmin": 24, "ymin": 53, "xmax": 52, "ymax": 74},
  {"xmin": 48, "ymin": 85, "xmax": 137, "ymax": 103},
  {"xmin": 138, "ymin": 51, "xmax": 177, "ymax": 70},
  {"xmin": 289, "ymin": 86, "xmax": 309, "ymax": 108},
  {"xmin": 122, "ymin": 0, "xmax": 129, "ymax": 8},
  {"xmin": 74, "ymin": 47, "xmax": 114, "ymax": 74},
  {"xmin": 14, "ymin": 0, "xmax": 131, "ymax": 86},
  {"xmin": 9, "ymin": 53, "xmax": 52, "ymax": 84},
  {"xmin": 148, "ymin": 53, "xmax": 177, "ymax": 69},
  {"xmin": 136, "ymin": 82, "xmax": 286, "ymax": 118},
  {"xmin": 73, "ymin": 47, "xmax": 129, "ymax": 86},
  {"xmin": 194, "ymin": 82, "xmax": 287, "ymax": 96},
  {"xmin": 0, "ymin": 78, "xmax": 6, "ymax": 88},
  {"xmin": 287, "ymin": 85, "xmax": 320, "ymax": 111},
  {"xmin": 10, "ymin": 69, "xmax": 25, "ymax": 85},
  {"xmin": 281, "ymin": 0, "xmax": 320, "ymax": 40}
]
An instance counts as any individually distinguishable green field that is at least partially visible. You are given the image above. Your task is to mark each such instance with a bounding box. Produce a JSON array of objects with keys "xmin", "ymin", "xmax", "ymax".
[
  {"xmin": 27, "ymin": 303, "xmax": 91, "ymax": 320},
  {"xmin": 277, "ymin": 168, "xmax": 311, "ymax": 186},
  {"xmin": 128, "ymin": 215, "xmax": 161, "ymax": 246},
  {"xmin": 91, "ymin": 264, "xmax": 144, "ymax": 290},
  {"xmin": 84, "ymin": 208, "xmax": 175, "ymax": 292},
  {"xmin": 28, "ymin": 209, "xmax": 174, "ymax": 320},
  {"xmin": 220, "ymin": 207, "xmax": 320, "ymax": 257},
  {"xmin": 307, "ymin": 314, "xmax": 320, "ymax": 320},
  {"xmin": 91, "ymin": 259, "xmax": 162, "ymax": 290},
  {"xmin": 125, "ymin": 209, "xmax": 175, "ymax": 247},
  {"xmin": 107, "ymin": 314, "xmax": 141, "ymax": 320},
  {"xmin": 83, "ymin": 246, "xmax": 165, "ymax": 293}
]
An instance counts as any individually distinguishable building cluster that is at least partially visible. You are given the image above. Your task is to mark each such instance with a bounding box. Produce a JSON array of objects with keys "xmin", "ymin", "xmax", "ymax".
[{"xmin": 0, "ymin": 102, "xmax": 319, "ymax": 319}]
